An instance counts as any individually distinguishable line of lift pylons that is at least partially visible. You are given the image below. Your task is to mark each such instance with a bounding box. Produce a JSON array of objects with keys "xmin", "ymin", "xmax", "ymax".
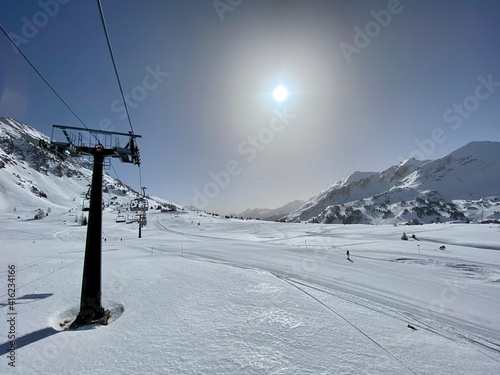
[{"xmin": 83, "ymin": 183, "xmax": 149, "ymax": 227}]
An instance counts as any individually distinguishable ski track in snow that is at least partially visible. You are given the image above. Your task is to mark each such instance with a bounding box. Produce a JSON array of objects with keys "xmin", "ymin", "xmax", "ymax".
[
  {"xmin": 148, "ymin": 214, "xmax": 500, "ymax": 363},
  {"xmin": 0, "ymin": 209, "xmax": 500, "ymax": 374}
]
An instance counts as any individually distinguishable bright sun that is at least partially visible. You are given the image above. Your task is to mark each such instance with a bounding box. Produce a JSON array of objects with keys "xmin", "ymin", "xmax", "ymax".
[{"xmin": 272, "ymin": 85, "xmax": 288, "ymax": 103}]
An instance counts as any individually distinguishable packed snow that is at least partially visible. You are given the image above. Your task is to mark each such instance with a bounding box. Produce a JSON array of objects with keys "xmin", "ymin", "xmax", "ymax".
[{"xmin": 1, "ymin": 206, "xmax": 499, "ymax": 374}]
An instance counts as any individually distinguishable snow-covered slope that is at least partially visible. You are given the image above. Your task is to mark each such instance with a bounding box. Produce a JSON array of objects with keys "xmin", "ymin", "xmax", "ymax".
[
  {"xmin": 288, "ymin": 159, "xmax": 427, "ymax": 222},
  {"xmin": 0, "ymin": 117, "xmax": 181, "ymax": 214},
  {"xmin": 1, "ymin": 209, "xmax": 499, "ymax": 374},
  {"xmin": 286, "ymin": 141, "xmax": 500, "ymax": 224}
]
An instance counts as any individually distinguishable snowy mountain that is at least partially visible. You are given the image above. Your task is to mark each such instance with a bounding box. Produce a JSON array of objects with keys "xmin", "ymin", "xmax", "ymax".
[
  {"xmin": 236, "ymin": 200, "xmax": 305, "ymax": 221},
  {"xmin": 285, "ymin": 141, "xmax": 500, "ymax": 224},
  {"xmin": 1, "ymin": 117, "xmax": 500, "ymax": 374},
  {"xmin": 0, "ymin": 117, "xmax": 181, "ymax": 214}
]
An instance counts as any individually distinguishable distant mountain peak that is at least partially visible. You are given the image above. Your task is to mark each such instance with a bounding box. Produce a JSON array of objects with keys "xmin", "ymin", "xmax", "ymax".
[
  {"xmin": 285, "ymin": 141, "xmax": 500, "ymax": 224},
  {"xmin": 237, "ymin": 199, "xmax": 305, "ymax": 221}
]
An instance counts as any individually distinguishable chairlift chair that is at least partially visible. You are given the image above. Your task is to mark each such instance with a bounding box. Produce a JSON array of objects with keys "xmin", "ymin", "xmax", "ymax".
[
  {"xmin": 130, "ymin": 197, "xmax": 149, "ymax": 212},
  {"xmin": 82, "ymin": 198, "xmax": 90, "ymax": 211},
  {"xmin": 81, "ymin": 185, "xmax": 91, "ymax": 211},
  {"xmin": 82, "ymin": 198, "xmax": 105, "ymax": 212}
]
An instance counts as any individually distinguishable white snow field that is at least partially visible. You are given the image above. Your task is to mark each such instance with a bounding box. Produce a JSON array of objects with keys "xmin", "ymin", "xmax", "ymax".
[{"xmin": 1, "ymin": 208, "xmax": 500, "ymax": 374}]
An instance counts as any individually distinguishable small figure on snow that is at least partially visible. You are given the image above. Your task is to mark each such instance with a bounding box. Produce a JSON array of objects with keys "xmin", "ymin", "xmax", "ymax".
[
  {"xmin": 407, "ymin": 324, "xmax": 417, "ymax": 330},
  {"xmin": 401, "ymin": 232, "xmax": 408, "ymax": 241},
  {"xmin": 346, "ymin": 250, "xmax": 350, "ymax": 260}
]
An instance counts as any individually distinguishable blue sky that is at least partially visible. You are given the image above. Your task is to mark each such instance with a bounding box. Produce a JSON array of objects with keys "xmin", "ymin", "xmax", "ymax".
[{"xmin": 1, "ymin": 0, "xmax": 499, "ymax": 214}]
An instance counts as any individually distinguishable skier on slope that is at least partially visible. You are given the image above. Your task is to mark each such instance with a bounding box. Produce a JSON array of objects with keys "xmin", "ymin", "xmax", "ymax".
[{"xmin": 346, "ymin": 250, "xmax": 350, "ymax": 261}]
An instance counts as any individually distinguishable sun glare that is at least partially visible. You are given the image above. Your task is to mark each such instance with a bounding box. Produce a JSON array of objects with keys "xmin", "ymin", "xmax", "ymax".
[{"xmin": 272, "ymin": 85, "xmax": 288, "ymax": 103}]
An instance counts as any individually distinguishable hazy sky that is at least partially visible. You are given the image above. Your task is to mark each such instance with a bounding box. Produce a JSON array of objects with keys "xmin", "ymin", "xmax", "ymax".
[{"xmin": 1, "ymin": 0, "xmax": 499, "ymax": 214}]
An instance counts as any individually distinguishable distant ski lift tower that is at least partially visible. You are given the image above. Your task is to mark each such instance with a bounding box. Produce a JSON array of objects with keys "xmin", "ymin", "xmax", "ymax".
[
  {"xmin": 130, "ymin": 186, "xmax": 148, "ymax": 238},
  {"xmin": 50, "ymin": 125, "xmax": 141, "ymax": 327}
]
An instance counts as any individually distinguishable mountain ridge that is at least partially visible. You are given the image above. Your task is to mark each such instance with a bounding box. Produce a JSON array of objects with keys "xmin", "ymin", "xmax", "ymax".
[
  {"xmin": 235, "ymin": 199, "xmax": 305, "ymax": 221},
  {"xmin": 284, "ymin": 141, "xmax": 500, "ymax": 224},
  {"xmin": 2, "ymin": 117, "xmax": 498, "ymax": 225}
]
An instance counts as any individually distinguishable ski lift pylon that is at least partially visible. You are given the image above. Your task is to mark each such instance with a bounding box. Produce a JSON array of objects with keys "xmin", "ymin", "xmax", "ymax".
[{"xmin": 82, "ymin": 185, "xmax": 105, "ymax": 212}]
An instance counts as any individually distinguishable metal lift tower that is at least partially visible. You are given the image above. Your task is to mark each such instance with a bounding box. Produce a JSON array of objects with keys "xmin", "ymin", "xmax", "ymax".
[{"xmin": 50, "ymin": 125, "xmax": 141, "ymax": 327}]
